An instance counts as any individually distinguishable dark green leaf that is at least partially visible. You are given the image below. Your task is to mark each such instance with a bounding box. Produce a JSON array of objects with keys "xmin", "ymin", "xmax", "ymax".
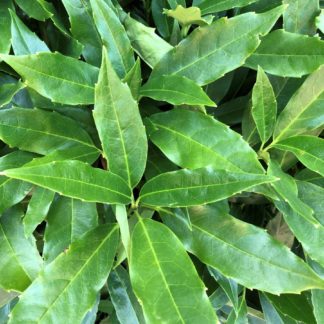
[
  {"xmin": 0, "ymin": 0, "xmax": 14, "ymax": 54},
  {"xmin": 198, "ymin": 0, "xmax": 258, "ymax": 15}
]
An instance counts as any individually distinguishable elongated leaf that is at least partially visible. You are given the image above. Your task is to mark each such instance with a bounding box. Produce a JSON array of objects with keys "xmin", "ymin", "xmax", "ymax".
[
  {"xmin": 259, "ymin": 293, "xmax": 286, "ymax": 324},
  {"xmin": 90, "ymin": 0, "xmax": 134, "ymax": 78},
  {"xmin": 15, "ymin": 0, "xmax": 53, "ymax": 21},
  {"xmin": 163, "ymin": 204, "xmax": 324, "ymax": 294},
  {"xmin": 0, "ymin": 0, "xmax": 14, "ymax": 54},
  {"xmin": 139, "ymin": 167, "xmax": 276, "ymax": 207},
  {"xmin": 273, "ymin": 66, "xmax": 324, "ymax": 141},
  {"xmin": 198, "ymin": 0, "xmax": 258, "ymax": 15},
  {"xmin": 310, "ymin": 261, "xmax": 324, "ymax": 324},
  {"xmin": 114, "ymin": 204, "xmax": 130, "ymax": 258},
  {"xmin": 0, "ymin": 207, "xmax": 42, "ymax": 292},
  {"xmin": 123, "ymin": 58, "xmax": 142, "ymax": 100},
  {"xmin": 146, "ymin": 109, "xmax": 264, "ymax": 173},
  {"xmin": 245, "ymin": 30, "xmax": 324, "ymax": 77},
  {"xmin": 1, "ymin": 160, "xmax": 132, "ymax": 204},
  {"xmin": 23, "ymin": 187, "xmax": 55, "ymax": 238},
  {"xmin": 130, "ymin": 218, "xmax": 217, "ymax": 323},
  {"xmin": 93, "ymin": 48, "xmax": 147, "ymax": 188},
  {"xmin": 0, "ymin": 108, "xmax": 100, "ymax": 159},
  {"xmin": 273, "ymin": 136, "xmax": 324, "ymax": 177},
  {"xmin": 10, "ymin": 9, "xmax": 49, "ymax": 55},
  {"xmin": 9, "ymin": 224, "xmax": 119, "ymax": 323},
  {"xmin": 44, "ymin": 196, "xmax": 98, "ymax": 263},
  {"xmin": 252, "ymin": 66, "xmax": 277, "ymax": 145},
  {"xmin": 151, "ymin": 6, "xmax": 285, "ymax": 85},
  {"xmin": 0, "ymin": 81, "xmax": 25, "ymax": 108},
  {"xmin": 141, "ymin": 75, "xmax": 215, "ymax": 106},
  {"xmin": 0, "ymin": 53, "xmax": 99, "ymax": 105}
]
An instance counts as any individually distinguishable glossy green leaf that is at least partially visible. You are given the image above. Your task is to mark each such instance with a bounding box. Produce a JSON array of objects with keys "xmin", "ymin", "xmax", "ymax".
[
  {"xmin": 141, "ymin": 75, "xmax": 215, "ymax": 106},
  {"xmin": 139, "ymin": 167, "xmax": 276, "ymax": 207},
  {"xmin": 10, "ymin": 9, "xmax": 49, "ymax": 55},
  {"xmin": 43, "ymin": 196, "xmax": 98, "ymax": 263},
  {"xmin": 151, "ymin": 6, "xmax": 285, "ymax": 85},
  {"xmin": 15, "ymin": 0, "xmax": 53, "ymax": 21},
  {"xmin": 0, "ymin": 52, "xmax": 99, "ymax": 105},
  {"xmin": 0, "ymin": 81, "xmax": 25, "ymax": 108},
  {"xmin": 273, "ymin": 136, "xmax": 324, "ymax": 177},
  {"xmin": 123, "ymin": 58, "xmax": 142, "ymax": 100},
  {"xmin": 251, "ymin": 66, "xmax": 277, "ymax": 145},
  {"xmin": 0, "ymin": 0, "xmax": 14, "ymax": 54},
  {"xmin": 130, "ymin": 218, "xmax": 217, "ymax": 323},
  {"xmin": 198, "ymin": 0, "xmax": 258, "ymax": 15},
  {"xmin": 273, "ymin": 66, "xmax": 324, "ymax": 141},
  {"xmin": 0, "ymin": 207, "xmax": 42, "ymax": 292},
  {"xmin": 1, "ymin": 160, "xmax": 132, "ymax": 204},
  {"xmin": 23, "ymin": 187, "xmax": 55, "ymax": 238},
  {"xmin": 93, "ymin": 48, "xmax": 147, "ymax": 188},
  {"xmin": 9, "ymin": 224, "xmax": 119, "ymax": 323},
  {"xmin": 146, "ymin": 109, "xmax": 264, "ymax": 173},
  {"xmin": 245, "ymin": 30, "xmax": 324, "ymax": 77}
]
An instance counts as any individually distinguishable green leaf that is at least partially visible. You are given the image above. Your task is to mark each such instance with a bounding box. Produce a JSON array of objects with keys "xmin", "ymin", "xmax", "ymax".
[
  {"xmin": 0, "ymin": 52, "xmax": 99, "ymax": 105},
  {"xmin": 141, "ymin": 75, "xmax": 215, "ymax": 106},
  {"xmin": 310, "ymin": 261, "xmax": 324, "ymax": 324},
  {"xmin": 0, "ymin": 81, "xmax": 25, "ymax": 108},
  {"xmin": 165, "ymin": 204, "xmax": 324, "ymax": 293},
  {"xmin": 245, "ymin": 30, "xmax": 324, "ymax": 77},
  {"xmin": 23, "ymin": 187, "xmax": 55, "ymax": 238},
  {"xmin": 15, "ymin": 0, "xmax": 53, "ymax": 21},
  {"xmin": 0, "ymin": 207, "xmax": 42, "ymax": 292},
  {"xmin": 114, "ymin": 205, "xmax": 130, "ymax": 258},
  {"xmin": 93, "ymin": 48, "xmax": 147, "ymax": 188},
  {"xmin": 273, "ymin": 65, "xmax": 324, "ymax": 141},
  {"xmin": 295, "ymin": 168, "xmax": 324, "ymax": 188},
  {"xmin": 273, "ymin": 136, "xmax": 324, "ymax": 177},
  {"xmin": 9, "ymin": 224, "xmax": 119, "ymax": 323},
  {"xmin": 198, "ymin": 0, "xmax": 258, "ymax": 15},
  {"xmin": 251, "ymin": 66, "xmax": 277, "ymax": 145},
  {"xmin": 123, "ymin": 58, "xmax": 142, "ymax": 100},
  {"xmin": 259, "ymin": 293, "xmax": 287, "ymax": 324},
  {"xmin": 0, "ymin": 1, "xmax": 13, "ymax": 54},
  {"xmin": 1, "ymin": 160, "xmax": 132, "ymax": 205},
  {"xmin": 316, "ymin": 9, "xmax": 324, "ymax": 33},
  {"xmin": 9, "ymin": 9, "xmax": 49, "ymax": 55},
  {"xmin": 151, "ymin": 6, "xmax": 285, "ymax": 85},
  {"xmin": 130, "ymin": 218, "xmax": 217, "ymax": 323},
  {"xmin": 43, "ymin": 196, "xmax": 98, "ymax": 263},
  {"xmin": 90, "ymin": 0, "xmax": 134, "ymax": 78},
  {"xmin": 139, "ymin": 167, "xmax": 276, "ymax": 207},
  {"xmin": 146, "ymin": 109, "xmax": 264, "ymax": 173}
]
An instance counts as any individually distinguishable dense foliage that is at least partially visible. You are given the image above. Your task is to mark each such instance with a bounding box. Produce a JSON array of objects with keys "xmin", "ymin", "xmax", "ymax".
[{"xmin": 0, "ymin": 0, "xmax": 324, "ymax": 323}]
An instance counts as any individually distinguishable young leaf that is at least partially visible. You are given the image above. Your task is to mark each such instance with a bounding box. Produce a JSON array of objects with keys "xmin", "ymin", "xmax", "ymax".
[
  {"xmin": 198, "ymin": 0, "xmax": 258, "ymax": 15},
  {"xmin": 273, "ymin": 136, "xmax": 324, "ymax": 177},
  {"xmin": 130, "ymin": 218, "xmax": 217, "ymax": 323},
  {"xmin": 151, "ymin": 5, "xmax": 285, "ymax": 85},
  {"xmin": 0, "ymin": 0, "xmax": 14, "ymax": 54},
  {"xmin": 0, "ymin": 53, "xmax": 99, "ymax": 105},
  {"xmin": 0, "ymin": 207, "xmax": 42, "ymax": 292},
  {"xmin": 114, "ymin": 204, "xmax": 130, "ymax": 258},
  {"xmin": 93, "ymin": 48, "xmax": 147, "ymax": 188},
  {"xmin": 251, "ymin": 66, "xmax": 277, "ymax": 145},
  {"xmin": 245, "ymin": 30, "xmax": 324, "ymax": 77},
  {"xmin": 139, "ymin": 167, "xmax": 276, "ymax": 207},
  {"xmin": 140, "ymin": 75, "xmax": 216, "ymax": 106},
  {"xmin": 146, "ymin": 109, "xmax": 264, "ymax": 173},
  {"xmin": 1, "ymin": 160, "xmax": 132, "ymax": 205},
  {"xmin": 9, "ymin": 224, "xmax": 119, "ymax": 323}
]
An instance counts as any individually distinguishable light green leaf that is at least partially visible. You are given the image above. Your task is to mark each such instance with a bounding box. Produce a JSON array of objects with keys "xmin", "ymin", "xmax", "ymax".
[
  {"xmin": 114, "ymin": 205, "xmax": 130, "ymax": 258},
  {"xmin": 43, "ymin": 196, "xmax": 98, "ymax": 263},
  {"xmin": 273, "ymin": 65, "xmax": 324, "ymax": 141},
  {"xmin": 151, "ymin": 5, "xmax": 285, "ymax": 85},
  {"xmin": 251, "ymin": 66, "xmax": 277, "ymax": 145},
  {"xmin": 9, "ymin": 224, "xmax": 119, "ymax": 323},
  {"xmin": 15, "ymin": 0, "xmax": 53, "ymax": 21},
  {"xmin": 0, "ymin": 81, "xmax": 25, "ymax": 108},
  {"xmin": 141, "ymin": 75, "xmax": 215, "ymax": 106},
  {"xmin": 0, "ymin": 53, "xmax": 99, "ymax": 105},
  {"xmin": 0, "ymin": 0, "xmax": 14, "ymax": 54},
  {"xmin": 245, "ymin": 30, "xmax": 324, "ymax": 77},
  {"xmin": 227, "ymin": 292, "xmax": 248, "ymax": 324},
  {"xmin": 10, "ymin": 9, "xmax": 49, "ymax": 55},
  {"xmin": 130, "ymin": 218, "xmax": 217, "ymax": 323},
  {"xmin": 273, "ymin": 136, "xmax": 324, "ymax": 177},
  {"xmin": 198, "ymin": 0, "xmax": 258, "ymax": 15},
  {"xmin": 90, "ymin": 0, "xmax": 134, "ymax": 78},
  {"xmin": 123, "ymin": 58, "xmax": 142, "ymax": 100},
  {"xmin": 93, "ymin": 48, "xmax": 147, "ymax": 188},
  {"xmin": 23, "ymin": 187, "xmax": 55, "ymax": 238},
  {"xmin": 139, "ymin": 167, "xmax": 276, "ymax": 207},
  {"xmin": 316, "ymin": 9, "xmax": 324, "ymax": 33},
  {"xmin": 146, "ymin": 109, "xmax": 264, "ymax": 173},
  {"xmin": 0, "ymin": 207, "xmax": 42, "ymax": 292},
  {"xmin": 295, "ymin": 168, "xmax": 324, "ymax": 188},
  {"xmin": 1, "ymin": 160, "xmax": 132, "ymax": 205}
]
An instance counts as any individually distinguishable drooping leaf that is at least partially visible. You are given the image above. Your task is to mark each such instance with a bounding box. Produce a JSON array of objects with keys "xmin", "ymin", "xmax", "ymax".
[
  {"xmin": 130, "ymin": 218, "xmax": 217, "ymax": 323},
  {"xmin": 93, "ymin": 48, "xmax": 147, "ymax": 188},
  {"xmin": 0, "ymin": 207, "xmax": 42, "ymax": 292},
  {"xmin": 245, "ymin": 30, "xmax": 324, "ymax": 77},
  {"xmin": 0, "ymin": 0, "xmax": 14, "ymax": 54},
  {"xmin": 146, "ymin": 109, "xmax": 264, "ymax": 173},
  {"xmin": 9, "ymin": 224, "xmax": 119, "ymax": 323},
  {"xmin": 0, "ymin": 81, "xmax": 25, "ymax": 108},
  {"xmin": 0, "ymin": 53, "xmax": 99, "ymax": 105},
  {"xmin": 151, "ymin": 6, "xmax": 285, "ymax": 85},
  {"xmin": 198, "ymin": 0, "xmax": 258, "ymax": 15},
  {"xmin": 139, "ymin": 167, "xmax": 276, "ymax": 207},
  {"xmin": 1, "ymin": 160, "xmax": 132, "ymax": 205}
]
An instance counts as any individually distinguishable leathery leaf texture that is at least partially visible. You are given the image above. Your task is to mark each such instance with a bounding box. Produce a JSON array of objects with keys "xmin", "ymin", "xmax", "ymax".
[{"xmin": 0, "ymin": 1, "xmax": 323, "ymax": 323}]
